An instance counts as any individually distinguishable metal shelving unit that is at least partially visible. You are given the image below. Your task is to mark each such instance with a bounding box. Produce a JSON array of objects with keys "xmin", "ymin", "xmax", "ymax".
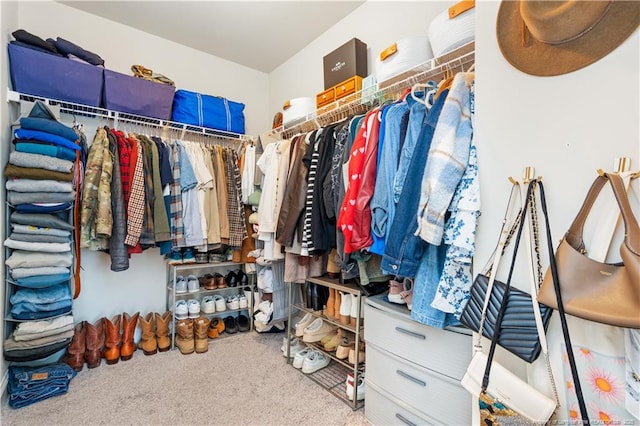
[{"xmin": 286, "ymin": 276, "xmax": 365, "ymax": 410}]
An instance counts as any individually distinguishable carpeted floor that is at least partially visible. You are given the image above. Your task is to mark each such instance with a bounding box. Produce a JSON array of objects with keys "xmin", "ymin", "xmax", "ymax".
[{"xmin": 1, "ymin": 331, "xmax": 369, "ymax": 426}]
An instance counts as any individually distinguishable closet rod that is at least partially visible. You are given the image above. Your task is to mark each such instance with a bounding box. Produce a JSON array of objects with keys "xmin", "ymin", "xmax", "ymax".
[
  {"xmin": 274, "ymin": 41, "xmax": 475, "ymax": 139},
  {"xmin": 7, "ymin": 90, "xmax": 255, "ymax": 143}
]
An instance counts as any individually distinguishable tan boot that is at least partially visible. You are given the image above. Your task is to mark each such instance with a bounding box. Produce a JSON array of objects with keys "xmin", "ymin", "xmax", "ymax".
[
  {"xmin": 103, "ymin": 315, "xmax": 121, "ymax": 365},
  {"xmin": 64, "ymin": 322, "xmax": 86, "ymax": 372},
  {"xmin": 84, "ymin": 318, "xmax": 104, "ymax": 369},
  {"xmin": 155, "ymin": 311, "xmax": 172, "ymax": 352},
  {"xmin": 334, "ymin": 291, "xmax": 342, "ymax": 319},
  {"xmin": 120, "ymin": 312, "xmax": 140, "ymax": 361},
  {"xmin": 176, "ymin": 318, "xmax": 195, "ymax": 355},
  {"xmin": 138, "ymin": 313, "xmax": 157, "ymax": 356},
  {"xmin": 193, "ymin": 316, "xmax": 211, "ymax": 354},
  {"xmin": 326, "ymin": 288, "xmax": 335, "ymax": 319}
]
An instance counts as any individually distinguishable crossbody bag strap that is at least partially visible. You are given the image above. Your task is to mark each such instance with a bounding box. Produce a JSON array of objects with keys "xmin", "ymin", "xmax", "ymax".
[
  {"xmin": 538, "ymin": 181, "xmax": 590, "ymax": 425},
  {"xmin": 475, "ymin": 183, "xmax": 522, "ymax": 351},
  {"xmin": 482, "ymin": 180, "xmax": 535, "ymax": 390},
  {"xmin": 525, "ymin": 180, "xmax": 559, "ymax": 408}
]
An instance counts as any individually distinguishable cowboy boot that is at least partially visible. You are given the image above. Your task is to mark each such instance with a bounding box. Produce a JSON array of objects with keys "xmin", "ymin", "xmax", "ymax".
[
  {"xmin": 64, "ymin": 322, "xmax": 86, "ymax": 372},
  {"xmin": 155, "ymin": 311, "xmax": 172, "ymax": 352},
  {"xmin": 193, "ymin": 316, "xmax": 211, "ymax": 354},
  {"xmin": 120, "ymin": 312, "xmax": 140, "ymax": 361},
  {"xmin": 103, "ymin": 314, "xmax": 121, "ymax": 365},
  {"xmin": 84, "ymin": 318, "xmax": 104, "ymax": 369},
  {"xmin": 176, "ymin": 318, "xmax": 195, "ymax": 355},
  {"xmin": 138, "ymin": 313, "xmax": 157, "ymax": 356}
]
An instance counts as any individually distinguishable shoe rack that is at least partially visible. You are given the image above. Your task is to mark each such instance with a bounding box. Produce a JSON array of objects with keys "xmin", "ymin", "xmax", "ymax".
[
  {"xmin": 166, "ymin": 261, "xmax": 255, "ymax": 350},
  {"xmin": 285, "ymin": 275, "xmax": 365, "ymax": 410}
]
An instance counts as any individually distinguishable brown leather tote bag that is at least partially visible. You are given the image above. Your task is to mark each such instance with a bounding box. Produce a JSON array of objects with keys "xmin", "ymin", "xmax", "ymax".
[{"xmin": 538, "ymin": 173, "xmax": 640, "ymax": 328}]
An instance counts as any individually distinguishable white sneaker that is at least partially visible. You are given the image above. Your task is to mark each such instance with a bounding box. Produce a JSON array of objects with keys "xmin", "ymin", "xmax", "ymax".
[
  {"xmin": 346, "ymin": 372, "xmax": 365, "ymax": 401},
  {"xmin": 187, "ymin": 275, "xmax": 200, "ymax": 293},
  {"xmin": 226, "ymin": 295, "xmax": 240, "ymax": 310},
  {"xmin": 237, "ymin": 295, "xmax": 248, "ymax": 309},
  {"xmin": 174, "ymin": 300, "xmax": 188, "ymax": 319},
  {"xmin": 302, "ymin": 350, "xmax": 330, "ymax": 374},
  {"xmin": 187, "ymin": 299, "xmax": 200, "ymax": 318},
  {"xmin": 294, "ymin": 312, "xmax": 315, "ymax": 337},
  {"xmin": 303, "ymin": 318, "xmax": 336, "ymax": 343},
  {"xmin": 201, "ymin": 296, "xmax": 216, "ymax": 314},
  {"xmin": 213, "ymin": 295, "xmax": 226, "ymax": 312},
  {"xmin": 175, "ymin": 275, "xmax": 187, "ymax": 294},
  {"xmin": 292, "ymin": 347, "xmax": 315, "ymax": 369},
  {"xmin": 281, "ymin": 335, "xmax": 296, "ymax": 353},
  {"xmin": 284, "ymin": 338, "xmax": 307, "ymax": 359}
]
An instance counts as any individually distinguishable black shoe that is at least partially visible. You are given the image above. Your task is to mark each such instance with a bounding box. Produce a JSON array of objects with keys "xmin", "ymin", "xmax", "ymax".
[
  {"xmin": 306, "ymin": 283, "xmax": 315, "ymax": 309},
  {"xmin": 237, "ymin": 314, "xmax": 250, "ymax": 332},
  {"xmin": 225, "ymin": 271, "xmax": 238, "ymax": 287},
  {"xmin": 236, "ymin": 269, "xmax": 248, "ymax": 286},
  {"xmin": 224, "ymin": 316, "xmax": 238, "ymax": 334}
]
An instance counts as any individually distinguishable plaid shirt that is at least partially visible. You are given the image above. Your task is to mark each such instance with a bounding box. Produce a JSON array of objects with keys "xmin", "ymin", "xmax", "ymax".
[
  {"xmin": 224, "ymin": 148, "xmax": 247, "ymax": 248},
  {"xmin": 124, "ymin": 138, "xmax": 145, "ymax": 246},
  {"xmin": 170, "ymin": 142, "xmax": 186, "ymax": 247},
  {"xmin": 110, "ymin": 129, "xmax": 130, "ymax": 207}
]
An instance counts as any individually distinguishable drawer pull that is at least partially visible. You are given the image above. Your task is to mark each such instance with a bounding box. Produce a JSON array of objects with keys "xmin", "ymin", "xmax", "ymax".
[
  {"xmin": 395, "ymin": 326, "xmax": 426, "ymax": 340},
  {"xmin": 395, "ymin": 413, "xmax": 417, "ymax": 426},
  {"xmin": 396, "ymin": 369, "xmax": 426, "ymax": 387}
]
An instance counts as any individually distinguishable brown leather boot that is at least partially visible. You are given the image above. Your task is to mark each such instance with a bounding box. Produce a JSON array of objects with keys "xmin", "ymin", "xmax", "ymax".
[
  {"xmin": 120, "ymin": 312, "xmax": 140, "ymax": 361},
  {"xmin": 175, "ymin": 318, "xmax": 195, "ymax": 355},
  {"xmin": 64, "ymin": 322, "xmax": 86, "ymax": 372},
  {"xmin": 138, "ymin": 313, "xmax": 157, "ymax": 356},
  {"xmin": 326, "ymin": 288, "xmax": 336, "ymax": 319},
  {"xmin": 103, "ymin": 314, "xmax": 121, "ymax": 365},
  {"xmin": 155, "ymin": 311, "xmax": 172, "ymax": 352},
  {"xmin": 84, "ymin": 318, "xmax": 104, "ymax": 369},
  {"xmin": 193, "ymin": 316, "xmax": 211, "ymax": 354},
  {"xmin": 334, "ymin": 291, "xmax": 342, "ymax": 319}
]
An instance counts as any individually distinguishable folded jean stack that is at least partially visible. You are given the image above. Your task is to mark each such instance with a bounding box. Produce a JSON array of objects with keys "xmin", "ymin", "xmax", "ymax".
[
  {"xmin": 3, "ymin": 101, "xmax": 83, "ymax": 371},
  {"xmin": 7, "ymin": 362, "xmax": 76, "ymax": 409}
]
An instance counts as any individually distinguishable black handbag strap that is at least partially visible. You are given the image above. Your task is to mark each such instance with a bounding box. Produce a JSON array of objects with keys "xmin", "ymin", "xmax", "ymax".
[
  {"xmin": 539, "ymin": 181, "xmax": 590, "ymax": 425},
  {"xmin": 482, "ymin": 180, "xmax": 535, "ymax": 389}
]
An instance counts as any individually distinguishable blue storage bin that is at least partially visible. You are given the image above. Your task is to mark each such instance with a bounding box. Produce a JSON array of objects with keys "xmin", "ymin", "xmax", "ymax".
[
  {"xmin": 103, "ymin": 69, "xmax": 175, "ymax": 120},
  {"xmin": 172, "ymin": 89, "xmax": 245, "ymax": 134},
  {"xmin": 8, "ymin": 42, "xmax": 103, "ymax": 107}
]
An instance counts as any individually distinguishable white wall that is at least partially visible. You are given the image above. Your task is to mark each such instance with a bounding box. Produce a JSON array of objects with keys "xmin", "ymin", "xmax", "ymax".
[
  {"xmin": 11, "ymin": 0, "xmax": 270, "ymax": 323},
  {"xmin": 269, "ymin": 1, "xmax": 456, "ymax": 120}
]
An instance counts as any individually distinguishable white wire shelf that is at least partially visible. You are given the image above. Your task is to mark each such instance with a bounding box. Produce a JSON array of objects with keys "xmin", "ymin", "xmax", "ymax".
[{"xmin": 7, "ymin": 89, "xmax": 255, "ymax": 143}]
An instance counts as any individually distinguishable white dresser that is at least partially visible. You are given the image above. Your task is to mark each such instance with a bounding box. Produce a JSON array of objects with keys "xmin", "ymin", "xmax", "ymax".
[{"xmin": 364, "ymin": 295, "xmax": 472, "ymax": 425}]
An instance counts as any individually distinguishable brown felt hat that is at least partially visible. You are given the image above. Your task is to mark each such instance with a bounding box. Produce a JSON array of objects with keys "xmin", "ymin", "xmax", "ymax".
[{"xmin": 497, "ymin": 1, "xmax": 639, "ymax": 76}]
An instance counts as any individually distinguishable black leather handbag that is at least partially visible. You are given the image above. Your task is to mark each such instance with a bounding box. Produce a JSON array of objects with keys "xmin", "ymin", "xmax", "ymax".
[{"xmin": 460, "ymin": 180, "xmax": 552, "ymax": 363}]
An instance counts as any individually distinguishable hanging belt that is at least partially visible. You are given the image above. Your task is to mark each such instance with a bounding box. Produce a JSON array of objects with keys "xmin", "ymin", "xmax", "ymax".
[{"xmin": 73, "ymin": 151, "xmax": 82, "ymax": 299}]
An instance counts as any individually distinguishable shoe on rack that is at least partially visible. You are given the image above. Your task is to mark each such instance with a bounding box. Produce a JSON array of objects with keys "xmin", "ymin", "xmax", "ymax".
[
  {"xmin": 182, "ymin": 248, "xmax": 196, "ymax": 264},
  {"xmin": 346, "ymin": 372, "xmax": 365, "ymax": 401},
  {"xmin": 236, "ymin": 269, "xmax": 249, "ymax": 287},
  {"xmin": 237, "ymin": 314, "xmax": 250, "ymax": 332},
  {"xmin": 225, "ymin": 270, "xmax": 238, "ymax": 287},
  {"xmin": 323, "ymin": 330, "xmax": 342, "ymax": 352},
  {"xmin": 400, "ymin": 280, "xmax": 413, "ymax": 310},
  {"xmin": 187, "ymin": 275, "xmax": 200, "ymax": 293},
  {"xmin": 175, "ymin": 275, "xmax": 187, "ymax": 294},
  {"xmin": 195, "ymin": 251, "xmax": 208, "ymax": 264},
  {"xmin": 294, "ymin": 312, "xmax": 315, "ymax": 337},
  {"xmin": 208, "ymin": 317, "xmax": 225, "ymax": 338},
  {"xmin": 339, "ymin": 292, "xmax": 352, "ymax": 325},
  {"xmin": 201, "ymin": 296, "xmax": 216, "ymax": 314},
  {"xmin": 285, "ymin": 338, "xmax": 307, "ymax": 359},
  {"xmin": 237, "ymin": 294, "xmax": 248, "ymax": 309},
  {"xmin": 302, "ymin": 350, "xmax": 330, "ymax": 374},
  {"xmin": 201, "ymin": 274, "xmax": 216, "ymax": 290},
  {"xmin": 348, "ymin": 342, "xmax": 366, "ymax": 366},
  {"xmin": 302, "ymin": 318, "xmax": 336, "ymax": 343},
  {"xmin": 226, "ymin": 295, "xmax": 240, "ymax": 310},
  {"xmin": 321, "ymin": 330, "xmax": 339, "ymax": 346},
  {"xmin": 167, "ymin": 250, "xmax": 183, "ymax": 265},
  {"xmin": 349, "ymin": 293, "xmax": 359, "ymax": 327},
  {"xmin": 187, "ymin": 299, "xmax": 200, "ymax": 319},
  {"xmin": 224, "ymin": 316, "xmax": 238, "ymax": 334},
  {"xmin": 174, "ymin": 300, "xmax": 188, "ymax": 320},
  {"xmin": 213, "ymin": 295, "xmax": 226, "ymax": 312},
  {"xmin": 335, "ymin": 330, "xmax": 356, "ymax": 360},
  {"xmin": 281, "ymin": 335, "xmax": 297, "ymax": 353},
  {"xmin": 292, "ymin": 347, "xmax": 315, "ymax": 369},
  {"xmin": 214, "ymin": 273, "xmax": 227, "ymax": 289}
]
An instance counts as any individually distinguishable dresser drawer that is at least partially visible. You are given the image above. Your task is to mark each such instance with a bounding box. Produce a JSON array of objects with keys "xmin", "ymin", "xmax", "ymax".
[
  {"xmin": 334, "ymin": 76, "xmax": 362, "ymax": 100},
  {"xmin": 366, "ymin": 342, "xmax": 471, "ymax": 425},
  {"xmin": 316, "ymin": 87, "xmax": 335, "ymax": 108},
  {"xmin": 365, "ymin": 381, "xmax": 436, "ymax": 426},
  {"xmin": 364, "ymin": 301, "xmax": 472, "ymax": 380}
]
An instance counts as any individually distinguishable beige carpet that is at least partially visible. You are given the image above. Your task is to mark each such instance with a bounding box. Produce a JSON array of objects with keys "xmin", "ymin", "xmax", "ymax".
[{"xmin": 1, "ymin": 331, "xmax": 369, "ymax": 426}]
